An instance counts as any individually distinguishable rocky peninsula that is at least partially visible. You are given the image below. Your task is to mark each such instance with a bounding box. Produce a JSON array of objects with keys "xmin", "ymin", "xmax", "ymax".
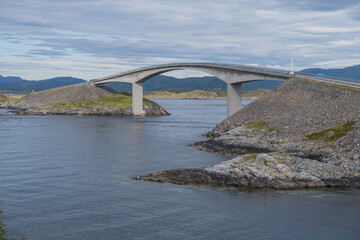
[
  {"xmin": 136, "ymin": 78, "xmax": 360, "ymax": 189},
  {"xmin": 0, "ymin": 82, "xmax": 169, "ymax": 116}
]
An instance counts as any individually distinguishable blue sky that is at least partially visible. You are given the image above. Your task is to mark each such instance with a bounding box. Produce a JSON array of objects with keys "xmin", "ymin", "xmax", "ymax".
[{"xmin": 1, "ymin": 0, "xmax": 360, "ymax": 80}]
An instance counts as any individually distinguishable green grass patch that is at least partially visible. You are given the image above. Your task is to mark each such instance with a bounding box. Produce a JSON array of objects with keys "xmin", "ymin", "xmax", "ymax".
[
  {"xmin": 305, "ymin": 120, "xmax": 356, "ymax": 142},
  {"xmin": 242, "ymin": 89, "xmax": 270, "ymax": 98},
  {"xmin": 244, "ymin": 121, "xmax": 269, "ymax": 130},
  {"xmin": 0, "ymin": 98, "xmax": 7, "ymax": 103},
  {"xmin": 21, "ymin": 93, "xmax": 33, "ymax": 99},
  {"xmin": 270, "ymin": 152, "xmax": 292, "ymax": 159},
  {"xmin": 268, "ymin": 127, "xmax": 277, "ymax": 132},
  {"xmin": 276, "ymin": 159, "xmax": 284, "ymax": 164},
  {"xmin": 7, "ymin": 98, "xmax": 23, "ymax": 103},
  {"xmin": 48, "ymin": 93, "xmax": 153, "ymax": 110},
  {"xmin": 4, "ymin": 93, "xmax": 33, "ymax": 104},
  {"xmin": 243, "ymin": 153, "xmax": 258, "ymax": 161},
  {"xmin": 263, "ymin": 160, "xmax": 270, "ymax": 167}
]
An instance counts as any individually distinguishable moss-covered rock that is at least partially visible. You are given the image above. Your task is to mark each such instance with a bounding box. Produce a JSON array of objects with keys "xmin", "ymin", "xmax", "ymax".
[{"xmin": 306, "ymin": 121, "xmax": 356, "ymax": 142}]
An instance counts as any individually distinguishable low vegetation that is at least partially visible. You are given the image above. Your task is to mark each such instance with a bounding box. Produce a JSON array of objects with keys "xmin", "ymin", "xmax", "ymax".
[
  {"xmin": 6, "ymin": 98, "xmax": 23, "ymax": 104},
  {"xmin": 47, "ymin": 92, "xmax": 153, "ymax": 110},
  {"xmin": 0, "ymin": 94, "xmax": 29, "ymax": 104},
  {"xmin": 243, "ymin": 89, "xmax": 270, "ymax": 99},
  {"xmin": 0, "ymin": 203, "xmax": 25, "ymax": 240},
  {"xmin": 243, "ymin": 153, "xmax": 258, "ymax": 161},
  {"xmin": 244, "ymin": 121, "xmax": 269, "ymax": 130},
  {"xmin": 0, "ymin": 93, "xmax": 8, "ymax": 103},
  {"xmin": 268, "ymin": 127, "xmax": 277, "ymax": 132},
  {"xmin": 305, "ymin": 120, "xmax": 356, "ymax": 142}
]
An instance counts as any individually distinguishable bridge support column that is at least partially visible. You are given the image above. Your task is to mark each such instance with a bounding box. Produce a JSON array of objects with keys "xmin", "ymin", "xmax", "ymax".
[
  {"xmin": 227, "ymin": 83, "xmax": 242, "ymax": 117},
  {"xmin": 132, "ymin": 82, "xmax": 145, "ymax": 116}
]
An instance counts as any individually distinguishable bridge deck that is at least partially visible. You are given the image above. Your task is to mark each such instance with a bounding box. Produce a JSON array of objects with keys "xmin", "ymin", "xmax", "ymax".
[{"xmin": 92, "ymin": 62, "xmax": 360, "ymax": 89}]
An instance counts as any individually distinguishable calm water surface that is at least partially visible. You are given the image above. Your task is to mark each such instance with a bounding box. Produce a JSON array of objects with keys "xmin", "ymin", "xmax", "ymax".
[{"xmin": 0, "ymin": 99, "xmax": 360, "ymax": 240}]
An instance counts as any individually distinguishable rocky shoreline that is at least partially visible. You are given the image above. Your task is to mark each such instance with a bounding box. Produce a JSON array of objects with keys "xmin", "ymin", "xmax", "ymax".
[
  {"xmin": 2, "ymin": 102, "xmax": 168, "ymax": 117},
  {"xmin": 135, "ymin": 152, "xmax": 359, "ymax": 189},
  {"xmin": 136, "ymin": 78, "xmax": 360, "ymax": 190}
]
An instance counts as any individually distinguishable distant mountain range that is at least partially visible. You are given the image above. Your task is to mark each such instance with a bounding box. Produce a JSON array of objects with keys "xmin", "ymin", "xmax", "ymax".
[
  {"xmin": 300, "ymin": 64, "xmax": 360, "ymax": 79},
  {"xmin": 106, "ymin": 76, "xmax": 283, "ymax": 92},
  {"xmin": 1, "ymin": 64, "xmax": 359, "ymax": 93},
  {"xmin": 0, "ymin": 76, "xmax": 85, "ymax": 92},
  {"xmin": 0, "ymin": 74, "xmax": 283, "ymax": 92}
]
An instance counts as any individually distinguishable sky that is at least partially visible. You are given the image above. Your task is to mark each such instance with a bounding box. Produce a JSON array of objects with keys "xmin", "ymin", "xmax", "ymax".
[{"xmin": 1, "ymin": 0, "xmax": 360, "ymax": 80}]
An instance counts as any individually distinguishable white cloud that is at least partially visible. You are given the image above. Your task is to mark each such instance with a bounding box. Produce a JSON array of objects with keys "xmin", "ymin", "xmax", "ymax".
[
  {"xmin": 313, "ymin": 59, "xmax": 360, "ymax": 68},
  {"xmin": 0, "ymin": 0, "xmax": 360, "ymax": 79},
  {"xmin": 330, "ymin": 39, "xmax": 360, "ymax": 46},
  {"xmin": 300, "ymin": 26, "xmax": 360, "ymax": 34}
]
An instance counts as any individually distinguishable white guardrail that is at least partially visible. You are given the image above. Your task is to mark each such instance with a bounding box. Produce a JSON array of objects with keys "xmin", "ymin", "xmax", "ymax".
[{"xmin": 293, "ymin": 72, "xmax": 360, "ymax": 88}]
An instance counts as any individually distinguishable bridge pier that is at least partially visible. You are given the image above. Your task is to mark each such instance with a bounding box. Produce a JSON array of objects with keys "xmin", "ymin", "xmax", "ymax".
[
  {"xmin": 227, "ymin": 83, "xmax": 242, "ymax": 117},
  {"xmin": 132, "ymin": 82, "xmax": 145, "ymax": 116}
]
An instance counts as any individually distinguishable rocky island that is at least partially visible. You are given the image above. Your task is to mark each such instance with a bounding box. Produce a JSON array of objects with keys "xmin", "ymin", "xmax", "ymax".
[
  {"xmin": 0, "ymin": 82, "xmax": 169, "ymax": 116},
  {"xmin": 136, "ymin": 78, "xmax": 360, "ymax": 189}
]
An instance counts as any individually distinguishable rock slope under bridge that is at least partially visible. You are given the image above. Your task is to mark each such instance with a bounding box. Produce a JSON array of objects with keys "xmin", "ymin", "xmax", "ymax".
[{"xmin": 137, "ymin": 78, "xmax": 360, "ymax": 189}]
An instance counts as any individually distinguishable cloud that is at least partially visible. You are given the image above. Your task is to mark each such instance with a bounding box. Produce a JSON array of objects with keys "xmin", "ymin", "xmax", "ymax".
[
  {"xmin": 313, "ymin": 59, "xmax": 360, "ymax": 68},
  {"xmin": 299, "ymin": 27, "xmax": 360, "ymax": 34},
  {"xmin": 0, "ymin": 0, "xmax": 359, "ymax": 79},
  {"xmin": 330, "ymin": 39, "xmax": 360, "ymax": 46},
  {"xmin": 29, "ymin": 49, "xmax": 70, "ymax": 56},
  {"xmin": 277, "ymin": 0, "xmax": 358, "ymax": 11}
]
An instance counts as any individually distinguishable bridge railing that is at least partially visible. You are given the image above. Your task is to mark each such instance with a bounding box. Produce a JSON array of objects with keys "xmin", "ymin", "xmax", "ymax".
[{"xmin": 294, "ymin": 72, "xmax": 360, "ymax": 88}]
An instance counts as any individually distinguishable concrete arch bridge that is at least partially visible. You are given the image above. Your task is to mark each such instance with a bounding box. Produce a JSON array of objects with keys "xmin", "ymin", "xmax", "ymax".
[{"xmin": 91, "ymin": 63, "xmax": 359, "ymax": 116}]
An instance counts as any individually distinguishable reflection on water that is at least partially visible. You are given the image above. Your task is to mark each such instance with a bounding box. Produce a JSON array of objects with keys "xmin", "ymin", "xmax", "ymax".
[{"xmin": 0, "ymin": 99, "xmax": 359, "ymax": 240}]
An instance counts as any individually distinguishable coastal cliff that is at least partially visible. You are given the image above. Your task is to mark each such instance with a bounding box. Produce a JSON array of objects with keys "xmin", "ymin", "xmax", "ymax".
[
  {"xmin": 137, "ymin": 78, "xmax": 360, "ymax": 189},
  {"xmin": 0, "ymin": 82, "xmax": 169, "ymax": 116}
]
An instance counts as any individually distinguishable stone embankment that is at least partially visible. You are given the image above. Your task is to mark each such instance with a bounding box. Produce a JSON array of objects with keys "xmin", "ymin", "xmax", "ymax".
[
  {"xmin": 0, "ymin": 82, "xmax": 169, "ymax": 116},
  {"xmin": 137, "ymin": 78, "xmax": 360, "ymax": 189}
]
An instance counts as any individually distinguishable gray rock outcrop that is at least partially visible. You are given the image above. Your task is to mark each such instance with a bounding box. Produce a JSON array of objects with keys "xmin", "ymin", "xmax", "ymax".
[
  {"xmin": 136, "ymin": 78, "xmax": 360, "ymax": 190},
  {"xmin": 136, "ymin": 153, "xmax": 359, "ymax": 189}
]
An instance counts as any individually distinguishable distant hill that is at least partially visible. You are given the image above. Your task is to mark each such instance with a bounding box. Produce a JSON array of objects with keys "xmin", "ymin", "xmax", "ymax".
[
  {"xmin": 0, "ymin": 74, "xmax": 283, "ymax": 92},
  {"xmin": 300, "ymin": 64, "xmax": 360, "ymax": 79},
  {"xmin": 1, "ymin": 64, "xmax": 359, "ymax": 92},
  {"xmin": 0, "ymin": 75, "xmax": 85, "ymax": 92}
]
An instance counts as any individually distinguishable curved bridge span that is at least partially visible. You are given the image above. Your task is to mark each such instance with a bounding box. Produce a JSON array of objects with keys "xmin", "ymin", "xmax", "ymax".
[{"xmin": 92, "ymin": 63, "xmax": 360, "ymax": 116}]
